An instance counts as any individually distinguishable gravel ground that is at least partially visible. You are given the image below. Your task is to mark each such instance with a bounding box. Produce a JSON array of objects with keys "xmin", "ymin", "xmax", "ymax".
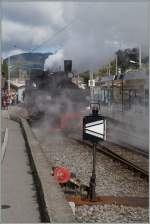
[
  {"xmin": 75, "ymin": 205, "xmax": 148, "ymax": 223},
  {"xmin": 33, "ymin": 129, "xmax": 148, "ymax": 197},
  {"xmin": 32, "ymin": 127, "xmax": 148, "ymax": 223},
  {"xmin": 9, "ymin": 103, "xmax": 149, "ymax": 223}
]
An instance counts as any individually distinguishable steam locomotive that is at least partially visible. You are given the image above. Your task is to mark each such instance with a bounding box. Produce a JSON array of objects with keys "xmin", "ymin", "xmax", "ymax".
[
  {"xmin": 25, "ymin": 60, "xmax": 90, "ymax": 133},
  {"xmin": 96, "ymin": 70, "xmax": 149, "ymax": 153}
]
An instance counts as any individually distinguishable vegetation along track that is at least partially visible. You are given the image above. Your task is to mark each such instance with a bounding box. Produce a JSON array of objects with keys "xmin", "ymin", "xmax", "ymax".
[{"xmin": 72, "ymin": 138, "xmax": 149, "ymax": 180}]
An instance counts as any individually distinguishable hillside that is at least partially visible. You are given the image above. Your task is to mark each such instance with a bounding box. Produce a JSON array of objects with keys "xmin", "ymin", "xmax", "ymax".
[
  {"xmin": 4, "ymin": 52, "xmax": 52, "ymax": 70},
  {"xmin": 3, "ymin": 52, "xmax": 52, "ymax": 79}
]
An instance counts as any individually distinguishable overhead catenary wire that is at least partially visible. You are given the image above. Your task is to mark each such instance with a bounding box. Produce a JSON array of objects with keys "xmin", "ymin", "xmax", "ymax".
[
  {"xmin": 26, "ymin": 3, "xmax": 97, "ymax": 53},
  {"xmin": 6, "ymin": 3, "xmax": 97, "ymax": 55},
  {"xmin": 5, "ymin": 18, "xmax": 79, "ymax": 56},
  {"xmin": 29, "ymin": 19, "xmax": 79, "ymax": 53}
]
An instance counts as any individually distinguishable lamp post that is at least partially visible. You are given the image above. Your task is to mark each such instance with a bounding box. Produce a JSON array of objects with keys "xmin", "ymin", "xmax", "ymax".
[
  {"xmin": 8, "ymin": 46, "xmax": 16, "ymax": 93},
  {"xmin": 108, "ymin": 63, "xmax": 110, "ymax": 76},
  {"xmin": 129, "ymin": 46, "xmax": 142, "ymax": 69},
  {"xmin": 129, "ymin": 60, "xmax": 140, "ymax": 68},
  {"xmin": 115, "ymin": 54, "xmax": 118, "ymax": 75},
  {"xmin": 8, "ymin": 56, "xmax": 11, "ymax": 93},
  {"xmin": 8, "ymin": 64, "xmax": 18, "ymax": 92},
  {"xmin": 83, "ymin": 105, "xmax": 106, "ymax": 201},
  {"xmin": 139, "ymin": 45, "xmax": 142, "ymax": 69}
]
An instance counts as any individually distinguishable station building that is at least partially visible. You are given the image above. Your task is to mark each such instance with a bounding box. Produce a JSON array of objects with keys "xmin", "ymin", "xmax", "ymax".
[{"xmin": 10, "ymin": 79, "xmax": 25, "ymax": 103}]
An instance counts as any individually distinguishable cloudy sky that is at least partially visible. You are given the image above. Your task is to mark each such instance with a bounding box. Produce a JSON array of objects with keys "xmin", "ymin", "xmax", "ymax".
[{"xmin": 1, "ymin": 1, "xmax": 149, "ymax": 71}]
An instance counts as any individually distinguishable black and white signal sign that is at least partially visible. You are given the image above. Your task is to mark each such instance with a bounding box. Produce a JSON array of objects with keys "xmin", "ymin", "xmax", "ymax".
[
  {"xmin": 82, "ymin": 106, "xmax": 106, "ymax": 201},
  {"xmin": 83, "ymin": 114, "xmax": 106, "ymax": 142}
]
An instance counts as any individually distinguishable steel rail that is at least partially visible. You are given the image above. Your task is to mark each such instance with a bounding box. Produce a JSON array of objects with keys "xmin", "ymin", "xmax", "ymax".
[
  {"xmin": 106, "ymin": 135, "xmax": 148, "ymax": 158},
  {"xmin": 72, "ymin": 138, "xmax": 149, "ymax": 179}
]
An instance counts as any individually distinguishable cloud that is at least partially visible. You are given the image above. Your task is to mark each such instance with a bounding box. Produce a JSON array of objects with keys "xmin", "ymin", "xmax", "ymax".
[
  {"xmin": 59, "ymin": 2, "xmax": 149, "ymax": 71},
  {"xmin": 3, "ymin": 49, "xmax": 26, "ymax": 59},
  {"xmin": 2, "ymin": 2, "xmax": 65, "ymax": 28},
  {"xmin": 2, "ymin": 1, "xmax": 65, "ymax": 53},
  {"xmin": 2, "ymin": 19, "xmax": 53, "ymax": 51},
  {"xmin": 2, "ymin": 1, "xmax": 148, "ymax": 70}
]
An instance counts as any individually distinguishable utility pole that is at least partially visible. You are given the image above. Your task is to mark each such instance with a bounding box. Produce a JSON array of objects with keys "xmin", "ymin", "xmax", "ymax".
[
  {"xmin": 78, "ymin": 73, "xmax": 79, "ymax": 87},
  {"xmin": 139, "ymin": 45, "xmax": 142, "ymax": 69},
  {"xmin": 108, "ymin": 63, "xmax": 110, "ymax": 76},
  {"xmin": 8, "ymin": 56, "xmax": 10, "ymax": 93},
  {"xmin": 90, "ymin": 71, "xmax": 94, "ymax": 102},
  {"xmin": 116, "ymin": 54, "xmax": 118, "ymax": 75}
]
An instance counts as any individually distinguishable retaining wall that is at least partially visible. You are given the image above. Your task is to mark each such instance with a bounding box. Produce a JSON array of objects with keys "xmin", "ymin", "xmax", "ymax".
[{"xmin": 10, "ymin": 114, "xmax": 75, "ymax": 223}]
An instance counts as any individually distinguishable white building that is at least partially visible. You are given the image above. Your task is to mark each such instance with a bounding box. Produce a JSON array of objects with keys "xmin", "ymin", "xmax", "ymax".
[{"xmin": 10, "ymin": 79, "xmax": 25, "ymax": 103}]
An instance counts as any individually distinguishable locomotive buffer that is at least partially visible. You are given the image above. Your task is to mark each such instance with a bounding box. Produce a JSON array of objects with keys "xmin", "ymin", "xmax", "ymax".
[{"xmin": 83, "ymin": 105, "xmax": 106, "ymax": 201}]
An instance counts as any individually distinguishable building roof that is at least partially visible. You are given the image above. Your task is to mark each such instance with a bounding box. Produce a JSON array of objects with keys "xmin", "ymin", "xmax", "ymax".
[
  {"xmin": 10, "ymin": 80, "xmax": 25, "ymax": 88},
  {"xmin": 101, "ymin": 75, "xmax": 114, "ymax": 82}
]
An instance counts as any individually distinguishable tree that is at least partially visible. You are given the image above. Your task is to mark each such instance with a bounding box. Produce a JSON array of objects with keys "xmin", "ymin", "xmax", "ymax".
[
  {"xmin": 96, "ymin": 65, "xmax": 109, "ymax": 78},
  {"xmin": 2, "ymin": 61, "xmax": 8, "ymax": 79},
  {"xmin": 116, "ymin": 48, "xmax": 139, "ymax": 72},
  {"xmin": 110, "ymin": 59, "xmax": 116, "ymax": 75},
  {"xmin": 79, "ymin": 70, "xmax": 90, "ymax": 85}
]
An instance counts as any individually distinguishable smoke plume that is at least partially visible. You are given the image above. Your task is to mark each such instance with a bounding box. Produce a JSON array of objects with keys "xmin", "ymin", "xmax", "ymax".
[
  {"xmin": 43, "ymin": 2, "xmax": 148, "ymax": 73},
  {"xmin": 44, "ymin": 50, "xmax": 64, "ymax": 71}
]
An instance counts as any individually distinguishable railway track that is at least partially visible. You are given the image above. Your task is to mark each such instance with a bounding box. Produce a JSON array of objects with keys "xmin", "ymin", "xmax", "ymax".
[
  {"xmin": 32, "ymin": 128, "xmax": 148, "ymax": 222},
  {"xmin": 72, "ymin": 138, "xmax": 149, "ymax": 179},
  {"xmin": 105, "ymin": 136, "xmax": 148, "ymax": 158}
]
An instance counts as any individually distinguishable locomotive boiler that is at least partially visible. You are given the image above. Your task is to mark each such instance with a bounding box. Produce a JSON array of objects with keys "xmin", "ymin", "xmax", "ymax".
[{"xmin": 25, "ymin": 60, "xmax": 90, "ymax": 133}]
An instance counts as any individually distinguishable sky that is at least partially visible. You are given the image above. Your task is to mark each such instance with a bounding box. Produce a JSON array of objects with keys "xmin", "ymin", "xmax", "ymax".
[{"xmin": 1, "ymin": 1, "xmax": 149, "ymax": 71}]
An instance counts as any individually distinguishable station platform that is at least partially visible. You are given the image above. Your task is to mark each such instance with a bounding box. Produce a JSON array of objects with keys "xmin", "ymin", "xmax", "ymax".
[{"xmin": 1, "ymin": 110, "xmax": 40, "ymax": 223}]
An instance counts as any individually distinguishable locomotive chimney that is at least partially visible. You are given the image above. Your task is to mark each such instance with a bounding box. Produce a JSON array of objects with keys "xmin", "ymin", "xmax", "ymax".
[{"xmin": 64, "ymin": 60, "xmax": 72, "ymax": 73}]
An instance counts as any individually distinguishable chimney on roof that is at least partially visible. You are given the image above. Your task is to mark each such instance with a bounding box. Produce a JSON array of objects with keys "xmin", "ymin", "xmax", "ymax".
[{"xmin": 64, "ymin": 60, "xmax": 72, "ymax": 73}]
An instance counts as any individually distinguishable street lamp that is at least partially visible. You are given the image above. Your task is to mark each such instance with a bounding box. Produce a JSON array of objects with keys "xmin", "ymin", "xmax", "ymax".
[
  {"xmin": 8, "ymin": 45, "xmax": 17, "ymax": 92},
  {"xmin": 8, "ymin": 64, "xmax": 18, "ymax": 92},
  {"xmin": 129, "ymin": 60, "xmax": 138, "ymax": 64},
  {"xmin": 129, "ymin": 46, "xmax": 142, "ymax": 69},
  {"xmin": 7, "ymin": 56, "xmax": 10, "ymax": 93},
  {"xmin": 129, "ymin": 60, "xmax": 141, "ymax": 69}
]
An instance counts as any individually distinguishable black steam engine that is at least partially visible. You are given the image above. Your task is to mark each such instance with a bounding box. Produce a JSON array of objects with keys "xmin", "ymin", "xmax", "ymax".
[{"xmin": 25, "ymin": 60, "xmax": 89, "ymax": 132}]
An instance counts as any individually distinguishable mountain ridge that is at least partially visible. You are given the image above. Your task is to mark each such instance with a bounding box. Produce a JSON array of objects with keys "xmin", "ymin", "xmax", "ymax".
[{"xmin": 4, "ymin": 52, "xmax": 52, "ymax": 70}]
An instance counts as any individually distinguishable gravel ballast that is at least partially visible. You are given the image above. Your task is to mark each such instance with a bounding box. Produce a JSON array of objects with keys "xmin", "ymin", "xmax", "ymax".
[
  {"xmin": 76, "ymin": 205, "xmax": 148, "ymax": 223},
  {"xmin": 32, "ymin": 128, "xmax": 148, "ymax": 223}
]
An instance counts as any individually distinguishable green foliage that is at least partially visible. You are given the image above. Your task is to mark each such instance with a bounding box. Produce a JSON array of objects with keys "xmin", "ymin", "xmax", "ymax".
[
  {"xmin": 2, "ymin": 61, "xmax": 8, "ymax": 79},
  {"xmin": 83, "ymin": 75, "xmax": 89, "ymax": 84},
  {"xmin": 116, "ymin": 48, "xmax": 139, "ymax": 72},
  {"xmin": 96, "ymin": 66, "xmax": 107, "ymax": 78},
  {"xmin": 96, "ymin": 59, "xmax": 116, "ymax": 79},
  {"xmin": 79, "ymin": 70, "xmax": 90, "ymax": 84},
  {"xmin": 110, "ymin": 59, "xmax": 116, "ymax": 75},
  {"xmin": 96, "ymin": 47, "xmax": 141, "ymax": 79}
]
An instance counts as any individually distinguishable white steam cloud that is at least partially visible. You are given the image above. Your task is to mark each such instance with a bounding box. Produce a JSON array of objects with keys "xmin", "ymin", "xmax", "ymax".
[
  {"xmin": 43, "ymin": 2, "xmax": 148, "ymax": 72},
  {"xmin": 44, "ymin": 50, "xmax": 64, "ymax": 72},
  {"xmin": 2, "ymin": 2, "xmax": 148, "ymax": 68}
]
